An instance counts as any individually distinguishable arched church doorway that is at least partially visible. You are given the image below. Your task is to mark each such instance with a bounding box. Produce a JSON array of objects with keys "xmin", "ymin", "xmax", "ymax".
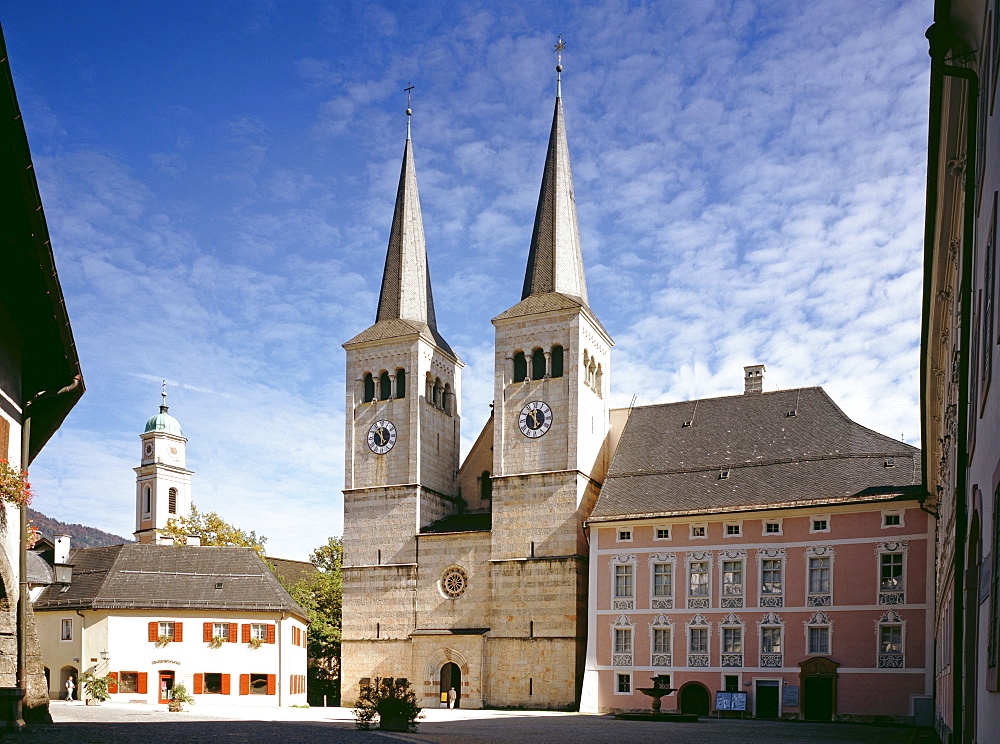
[
  {"xmin": 439, "ymin": 662, "xmax": 461, "ymax": 708},
  {"xmin": 678, "ymin": 681, "xmax": 710, "ymax": 716},
  {"xmin": 59, "ymin": 665, "xmax": 79, "ymax": 700}
]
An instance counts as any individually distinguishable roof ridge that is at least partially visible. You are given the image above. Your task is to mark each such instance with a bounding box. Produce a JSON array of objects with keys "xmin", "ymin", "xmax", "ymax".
[{"xmin": 609, "ymin": 451, "xmax": 920, "ymax": 479}]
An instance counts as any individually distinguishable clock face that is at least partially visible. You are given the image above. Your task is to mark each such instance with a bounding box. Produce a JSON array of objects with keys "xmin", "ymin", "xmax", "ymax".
[
  {"xmin": 367, "ymin": 420, "xmax": 397, "ymax": 454},
  {"xmin": 518, "ymin": 401, "xmax": 553, "ymax": 438},
  {"xmin": 143, "ymin": 442, "xmax": 154, "ymax": 458}
]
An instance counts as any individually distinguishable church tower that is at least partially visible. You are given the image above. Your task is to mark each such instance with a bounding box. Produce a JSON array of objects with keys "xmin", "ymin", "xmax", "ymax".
[
  {"xmin": 341, "ymin": 107, "xmax": 463, "ymax": 694},
  {"xmin": 134, "ymin": 385, "xmax": 193, "ymax": 544},
  {"xmin": 488, "ymin": 54, "xmax": 614, "ymax": 706}
]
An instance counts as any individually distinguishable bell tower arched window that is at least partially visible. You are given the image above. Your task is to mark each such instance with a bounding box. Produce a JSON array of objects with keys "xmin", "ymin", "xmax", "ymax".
[
  {"xmin": 480, "ymin": 470, "xmax": 492, "ymax": 500},
  {"xmin": 433, "ymin": 377, "xmax": 443, "ymax": 407},
  {"xmin": 395, "ymin": 368, "xmax": 406, "ymax": 399},
  {"xmin": 168, "ymin": 488, "xmax": 178, "ymax": 515},
  {"xmin": 379, "ymin": 371, "xmax": 392, "ymax": 401},
  {"xmin": 363, "ymin": 373, "xmax": 375, "ymax": 403},
  {"xmin": 531, "ymin": 348, "xmax": 546, "ymax": 380},
  {"xmin": 142, "ymin": 485, "xmax": 151, "ymax": 515},
  {"xmin": 551, "ymin": 345, "xmax": 564, "ymax": 378},
  {"xmin": 513, "ymin": 352, "xmax": 527, "ymax": 383},
  {"xmin": 443, "ymin": 383, "xmax": 452, "ymax": 414}
]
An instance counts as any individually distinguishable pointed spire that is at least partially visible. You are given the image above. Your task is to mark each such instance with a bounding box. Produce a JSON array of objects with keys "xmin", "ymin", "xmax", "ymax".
[
  {"xmin": 521, "ymin": 41, "xmax": 588, "ymax": 305},
  {"xmin": 375, "ymin": 97, "xmax": 439, "ymax": 329}
]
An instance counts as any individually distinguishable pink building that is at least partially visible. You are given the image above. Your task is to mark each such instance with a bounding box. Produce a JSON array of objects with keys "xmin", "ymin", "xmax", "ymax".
[{"xmin": 580, "ymin": 373, "xmax": 934, "ymax": 722}]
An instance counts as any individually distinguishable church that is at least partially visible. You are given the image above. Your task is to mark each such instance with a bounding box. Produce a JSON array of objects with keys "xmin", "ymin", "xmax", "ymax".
[{"xmin": 340, "ymin": 65, "xmax": 931, "ymax": 719}]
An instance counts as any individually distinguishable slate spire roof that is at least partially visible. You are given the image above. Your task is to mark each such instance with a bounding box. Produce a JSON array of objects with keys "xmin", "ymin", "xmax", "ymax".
[
  {"xmin": 345, "ymin": 119, "xmax": 455, "ymax": 357},
  {"xmin": 590, "ymin": 387, "xmax": 922, "ymax": 522},
  {"xmin": 521, "ymin": 85, "xmax": 589, "ymax": 307}
]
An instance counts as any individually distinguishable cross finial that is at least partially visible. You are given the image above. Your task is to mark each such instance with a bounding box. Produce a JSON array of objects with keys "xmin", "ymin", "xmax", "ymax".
[
  {"xmin": 405, "ymin": 83, "xmax": 414, "ymax": 139},
  {"xmin": 160, "ymin": 379, "xmax": 169, "ymax": 413},
  {"xmin": 554, "ymin": 35, "xmax": 565, "ymax": 97}
]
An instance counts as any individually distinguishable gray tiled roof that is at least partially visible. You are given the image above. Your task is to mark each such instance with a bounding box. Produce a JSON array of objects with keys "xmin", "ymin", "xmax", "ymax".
[
  {"xmin": 591, "ymin": 387, "xmax": 922, "ymax": 521},
  {"xmin": 27, "ymin": 550, "xmax": 53, "ymax": 585},
  {"xmin": 343, "ymin": 317, "xmax": 456, "ymax": 359},
  {"xmin": 32, "ymin": 544, "xmax": 307, "ymax": 620}
]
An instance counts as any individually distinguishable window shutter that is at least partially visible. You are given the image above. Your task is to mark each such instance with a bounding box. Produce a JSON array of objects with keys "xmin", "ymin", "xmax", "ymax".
[
  {"xmin": 266, "ymin": 674, "xmax": 276, "ymax": 695},
  {"xmin": 242, "ymin": 624, "xmax": 251, "ymax": 643},
  {"xmin": 221, "ymin": 674, "xmax": 231, "ymax": 695},
  {"xmin": 108, "ymin": 672, "xmax": 119, "ymax": 694},
  {"xmin": 148, "ymin": 622, "xmax": 158, "ymax": 642},
  {"xmin": 137, "ymin": 672, "xmax": 148, "ymax": 694},
  {"xmin": 203, "ymin": 623, "xmax": 213, "ymax": 642},
  {"xmin": 239, "ymin": 674, "xmax": 249, "ymax": 696},
  {"xmin": 229, "ymin": 623, "xmax": 238, "ymax": 643},
  {"xmin": 193, "ymin": 674, "xmax": 203, "ymax": 695},
  {"xmin": 174, "ymin": 622, "xmax": 183, "ymax": 642},
  {"xmin": 266, "ymin": 625, "xmax": 275, "ymax": 644}
]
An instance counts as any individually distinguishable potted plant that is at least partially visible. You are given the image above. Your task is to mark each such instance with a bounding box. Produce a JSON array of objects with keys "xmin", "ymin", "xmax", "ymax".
[
  {"xmin": 80, "ymin": 673, "xmax": 115, "ymax": 706},
  {"xmin": 248, "ymin": 637, "xmax": 264, "ymax": 649},
  {"xmin": 0, "ymin": 460, "xmax": 32, "ymax": 508},
  {"xmin": 155, "ymin": 635, "xmax": 172, "ymax": 648},
  {"xmin": 208, "ymin": 636, "xmax": 226, "ymax": 649},
  {"xmin": 168, "ymin": 683, "xmax": 195, "ymax": 712},
  {"xmin": 353, "ymin": 677, "xmax": 423, "ymax": 732}
]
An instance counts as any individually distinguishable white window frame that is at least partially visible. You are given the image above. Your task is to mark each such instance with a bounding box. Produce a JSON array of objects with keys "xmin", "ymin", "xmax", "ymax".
[
  {"xmin": 654, "ymin": 526, "xmax": 672, "ymax": 541},
  {"xmin": 761, "ymin": 558, "xmax": 783, "ymax": 596},
  {"xmin": 616, "ymin": 528, "xmax": 633, "ymax": 543},
  {"xmin": 875, "ymin": 541, "xmax": 908, "ymax": 604},
  {"xmin": 686, "ymin": 613, "xmax": 712, "ymax": 667},
  {"xmin": 723, "ymin": 521, "xmax": 742, "ymax": 538},
  {"xmin": 688, "ymin": 560, "xmax": 710, "ymax": 600},
  {"xmin": 689, "ymin": 625, "xmax": 709, "ymax": 655},
  {"xmin": 762, "ymin": 519, "xmax": 783, "ymax": 536},
  {"xmin": 612, "ymin": 614, "xmax": 634, "ymax": 668},
  {"xmin": 60, "ymin": 618, "xmax": 73, "ymax": 641},
  {"xmin": 159, "ymin": 621, "xmax": 176, "ymax": 640},
  {"xmin": 615, "ymin": 672, "xmax": 632, "ymax": 695},
  {"xmin": 722, "ymin": 559, "xmax": 744, "ymax": 597},
  {"xmin": 650, "ymin": 616, "xmax": 673, "ymax": 667},
  {"xmin": 881, "ymin": 510, "xmax": 904, "ymax": 529},
  {"xmin": 212, "ymin": 622, "xmax": 229, "ymax": 640},
  {"xmin": 876, "ymin": 610, "xmax": 906, "ymax": 668},
  {"xmin": 250, "ymin": 623, "xmax": 267, "ymax": 641},
  {"xmin": 761, "ymin": 625, "xmax": 782, "ymax": 654},
  {"xmin": 804, "ymin": 612, "xmax": 833, "ymax": 656},
  {"xmin": 805, "ymin": 546, "xmax": 835, "ymax": 606},
  {"xmin": 690, "ymin": 523, "xmax": 708, "ymax": 539},
  {"xmin": 810, "ymin": 515, "xmax": 831, "ymax": 533},
  {"xmin": 652, "ymin": 562, "xmax": 673, "ymax": 599}
]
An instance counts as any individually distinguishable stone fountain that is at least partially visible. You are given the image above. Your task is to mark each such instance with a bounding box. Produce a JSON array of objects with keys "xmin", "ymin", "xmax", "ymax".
[{"xmin": 614, "ymin": 674, "xmax": 699, "ymax": 722}]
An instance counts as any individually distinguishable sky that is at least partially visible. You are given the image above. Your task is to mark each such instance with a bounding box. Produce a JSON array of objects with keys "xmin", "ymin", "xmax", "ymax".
[{"xmin": 3, "ymin": 1, "xmax": 932, "ymax": 561}]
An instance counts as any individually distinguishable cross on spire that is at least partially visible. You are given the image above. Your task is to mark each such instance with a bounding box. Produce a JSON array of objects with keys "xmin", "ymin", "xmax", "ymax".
[
  {"xmin": 554, "ymin": 35, "xmax": 565, "ymax": 97},
  {"xmin": 160, "ymin": 379, "xmax": 169, "ymax": 413},
  {"xmin": 405, "ymin": 83, "xmax": 414, "ymax": 139}
]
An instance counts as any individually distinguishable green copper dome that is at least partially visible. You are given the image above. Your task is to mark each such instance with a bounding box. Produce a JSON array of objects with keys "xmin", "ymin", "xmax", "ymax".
[{"xmin": 144, "ymin": 405, "xmax": 183, "ymax": 435}]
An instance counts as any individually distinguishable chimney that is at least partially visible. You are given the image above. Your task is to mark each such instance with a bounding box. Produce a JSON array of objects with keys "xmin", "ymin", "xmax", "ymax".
[
  {"xmin": 187, "ymin": 535, "xmax": 201, "ymax": 547},
  {"xmin": 160, "ymin": 536, "xmax": 175, "ymax": 546},
  {"xmin": 744, "ymin": 364, "xmax": 765, "ymax": 395},
  {"xmin": 53, "ymin": 534, "xmax": 71, "ymax": 564}
]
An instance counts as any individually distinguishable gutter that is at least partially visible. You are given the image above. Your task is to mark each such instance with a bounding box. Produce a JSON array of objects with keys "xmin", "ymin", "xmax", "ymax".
[{"xmin": 925, "ymin": 13, "xmax": 978, "ymax": 743}]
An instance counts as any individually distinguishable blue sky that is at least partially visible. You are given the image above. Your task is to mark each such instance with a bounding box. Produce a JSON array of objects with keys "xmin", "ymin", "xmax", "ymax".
[{"xmin": 4, "ymin": 1, "xmax": 930, "ymax": 561}]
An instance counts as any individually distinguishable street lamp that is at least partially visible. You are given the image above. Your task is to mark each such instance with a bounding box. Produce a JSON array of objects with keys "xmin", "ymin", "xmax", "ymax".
[{"xmin": 99, "ymin": 651, "xmax": 109, "ymax": 661}]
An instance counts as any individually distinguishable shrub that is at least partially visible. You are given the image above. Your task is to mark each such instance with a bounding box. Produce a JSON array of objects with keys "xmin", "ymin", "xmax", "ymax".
[
  {"xmin": 168, "ymin": 683, "xmax": 196, "ymax": 712},
  {"xmin": 353, "ymin": 677, "xmax": 423, "ymax": 732},
  {"xmin": 80, "ymin": 672, "xmax": 116, "ymax": 702}
]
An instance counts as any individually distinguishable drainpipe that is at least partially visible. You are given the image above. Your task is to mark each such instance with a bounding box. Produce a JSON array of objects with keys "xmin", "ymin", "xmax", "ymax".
[
  {"xmin": 925, "ymin": 16, "xmax": 978, "ymax": 744},
  {"xmin": 16, "ymin": 375, "xmax": 82, "ymax": 727}
]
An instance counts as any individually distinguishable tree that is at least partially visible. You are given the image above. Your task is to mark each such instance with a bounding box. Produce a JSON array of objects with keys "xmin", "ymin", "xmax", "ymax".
[
  {"xmin": 280, "ymin": 537, "xmax": 343, "ymax": 704},
  {"xmin": 160, "ymin": 504, "xmax": 267, "ymax": 556}
]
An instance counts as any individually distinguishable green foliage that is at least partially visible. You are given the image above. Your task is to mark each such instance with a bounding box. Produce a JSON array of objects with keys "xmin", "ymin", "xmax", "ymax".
[
  {"xmin": 80, "ymin": 672, "xmax": 116, "ymax": 702},
  {"xmin": 353, "ymin": 678, "xmax": 423, "ymax": 732},
  {"xmin": 168, "ymin": 682, "xmax": 195, "ymax": 712},
  {"xmin": 282, "ymin": 537, "xmax": 343, "ymax": 663},
  {"xmin": 161, "ymin": 504, "xmax": 267, "ymax": 556}
]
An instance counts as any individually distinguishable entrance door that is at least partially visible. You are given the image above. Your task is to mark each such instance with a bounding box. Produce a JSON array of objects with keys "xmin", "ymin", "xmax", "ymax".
[
  {"xmin": 158, "ymin": 671, "xmax": 175, "ymax": 704},
  {"xmin": 755, "ymin": 681, "xmax": 779, "ymax": 718},
  {"xmin": 802, "ymin": 677, "xmax": 834, "ymax": 720},
  {"xmin": 678, "ymin": 682, "xmax": 710, "ymax": 716},
  {"xmin": 439, "ymin": 663, "xmax": 461, "ymax": 708}
]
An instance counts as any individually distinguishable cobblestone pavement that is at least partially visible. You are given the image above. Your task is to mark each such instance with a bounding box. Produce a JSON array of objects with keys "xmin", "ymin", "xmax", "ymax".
[{"xmin": 4, "ymin": 701, "xmax": 934, "ymax": 744}]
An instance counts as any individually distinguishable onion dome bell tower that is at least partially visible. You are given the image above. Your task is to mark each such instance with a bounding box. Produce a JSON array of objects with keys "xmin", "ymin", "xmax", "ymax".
[{"xmin": 134, "ymin": 383, "xmax": 193, "ymax": 544}]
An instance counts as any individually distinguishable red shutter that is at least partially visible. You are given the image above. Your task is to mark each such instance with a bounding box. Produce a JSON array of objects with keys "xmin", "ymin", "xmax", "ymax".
[
  {"xmin": 203, "ymin": 622, "xmax": 213, "ymax": 642},
  {"xmin": 266, "ymin": 674, "xmax": 276, "ymax": 695},
  {"xmin": 137, "ymin": 672, "xmax": 148, "ymax": 694},
  {"xmin": 108, "ymin": 672, "xmax": 119, "ymax": 694},
  {"xmin": 174, "ymin": 622, "xmax": 183, "ymax": 642},
  {"xmin": 229, "ymin": 623, "xmax": 238, "ymax": 643},
  {"xmin": 193, "ymin": 673, "xmax": 203, "ymax": 695},
  {"xmin": 239, "ymin": 674, "xmax": 249, "ymax": 695},
  {"xmin": 242, "ymin": 624, "xmax": 251, "ymax": 643},
  {"xmin": 148, "ymin": 622, "xmax": 158, "ymax": 642},
  {"xmin": 221, "ymin": 674, "xmax": 231, "ymax": 695},
  {"xmin": 266, "ymin": 625, "xmax": 275, "ymax": 644}
]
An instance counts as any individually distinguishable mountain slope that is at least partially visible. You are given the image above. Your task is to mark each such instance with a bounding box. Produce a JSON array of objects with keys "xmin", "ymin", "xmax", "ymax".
[{"xmin": 27, "ymin": 508, "xmax": 131, "ymax": 548}]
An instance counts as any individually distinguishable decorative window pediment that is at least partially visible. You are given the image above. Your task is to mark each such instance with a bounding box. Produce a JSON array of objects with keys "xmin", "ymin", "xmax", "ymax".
[
  {"xmin": 757, "ymin": 612, "xmax": 783, "ymax": 627},
  {"xmin": 806, "ymin": 611, "xmax": 831, "ymax": 625},
  {"xmin": 687, "ymin": 613, "xmax": 710, "ymax": 628},
  {"xmin": 720, "ymin": 613, "xmax": 744, "ymax": 626},
  {"xmin": 615, "ymin": 614, "xmax": 634, "ymax": 627},
  {"xmin": 875, "ymin": 541, "xmax": 909, "ymax": 555},
  {"xmin": 717, "ymin": 548, "xmax": 747, "ymax": 563},
  {"xmin": 687, "ymin": 550, "xmax": 712, "ymax": 561},
  {"xmin": 652, "ymin": 614, "xmax": 672, "ymax": 627}
]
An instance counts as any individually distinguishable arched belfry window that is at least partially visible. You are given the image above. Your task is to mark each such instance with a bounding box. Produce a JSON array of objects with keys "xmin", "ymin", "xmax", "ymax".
[
  {"xmin": 363, "ymin": 373, "xmax": 375, "ymax": 403},
  {"xmin": 595, "ymin": 363, "xmax": 603, "ymax": 397},
  {"xmin": 395, "ymin": 368, "xmax": 406, "ymax": 399},
  {"xmin": 425, "ymin": 372, "xmax": 434, "ymax": 401},
  {"xmin": 142, "ymin": 485, "xmax": 151, "ymax": 515},
  {"xmin": 168, "ymin": 488, "xmax": 178, "ymax": 515},
  {"xmin": 551, "ymin": 345, "xmax": 564, "ymax": 378},
  {"xmin": 379, "ymin": 371, "xmax": 392, "ymax": 401},
  {"xmin": 443, "ymin": 383, "xmax": 452, "ymax": 414},
  {"xmin": 480, "ymin": 471, "xmax": 492, "ymax": 500},
  {"xmin": 433, "ymin": 377, "xmax": 443, "ymax": 408},
  {"xmin": 531, "ymin": 348, "xmax": 546, "ymax": 380},
  {"xmin": 513, "ymin": 352, "xmax": 527, "ymax": 383}
]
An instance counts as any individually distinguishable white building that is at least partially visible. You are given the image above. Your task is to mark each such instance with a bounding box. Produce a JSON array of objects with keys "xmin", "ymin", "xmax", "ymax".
[{"xmin": 32, "ymin": 401, "xmax": 308, "ymax": 707}]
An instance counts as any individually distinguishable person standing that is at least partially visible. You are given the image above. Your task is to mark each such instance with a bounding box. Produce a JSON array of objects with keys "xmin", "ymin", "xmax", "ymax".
[
  {"xmin": 65, "ymin": 675, "xmax": 75, "ymax": 702},
  {"xmin": 447, "ymin": 686, "xmax": 457, "ymax": 709}
]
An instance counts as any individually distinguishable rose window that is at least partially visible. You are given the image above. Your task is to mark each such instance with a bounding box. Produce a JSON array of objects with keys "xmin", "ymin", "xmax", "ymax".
[{"xmin": 441, "ymin": 566, "xmax": 469, "ymax": 599}]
